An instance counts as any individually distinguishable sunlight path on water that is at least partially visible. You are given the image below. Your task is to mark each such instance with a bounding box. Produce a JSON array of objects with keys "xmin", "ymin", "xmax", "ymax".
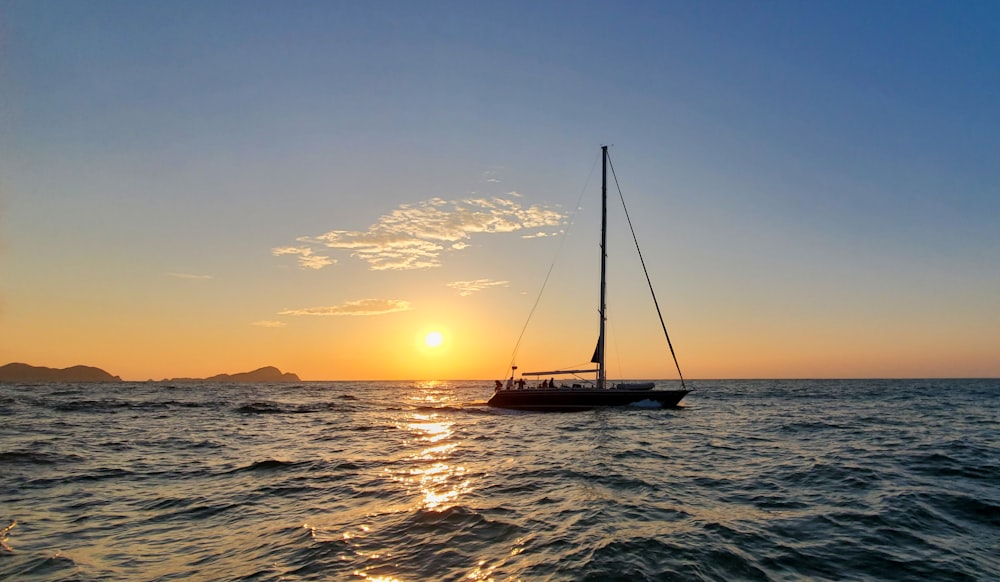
[{"xmin": 308, "ymin": 381, "xmax": 482, "ymax": 581}]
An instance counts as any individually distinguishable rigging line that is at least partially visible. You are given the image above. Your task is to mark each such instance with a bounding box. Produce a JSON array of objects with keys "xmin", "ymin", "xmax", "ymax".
[
  {"xmin": 606, "ymin": 153, "xmax": 687, "ymax": 390},
  {"xmin": 503, "ymin": 151, "xmax": 601, "ymax": 379}
]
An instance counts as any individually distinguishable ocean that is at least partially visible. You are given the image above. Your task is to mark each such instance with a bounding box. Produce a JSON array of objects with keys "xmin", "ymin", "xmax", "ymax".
[{"xmin": 1, "ymin": 379, "xmax": 997, "ymax": 581}]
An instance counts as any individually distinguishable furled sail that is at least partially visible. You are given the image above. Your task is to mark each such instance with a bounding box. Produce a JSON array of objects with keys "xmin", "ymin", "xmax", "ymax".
[{"xmin": 590, "ymin": 339, "xmax": 601, "ymax": 364}]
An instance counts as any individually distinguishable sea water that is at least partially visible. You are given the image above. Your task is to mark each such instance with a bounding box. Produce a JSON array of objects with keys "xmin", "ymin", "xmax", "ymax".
[{"xmin": 1, "ymin": 379, "xmax": 997, "ymax": 580}]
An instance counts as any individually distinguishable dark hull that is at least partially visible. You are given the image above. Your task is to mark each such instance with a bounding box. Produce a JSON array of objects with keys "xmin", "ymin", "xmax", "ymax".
[{"xmin": 487, "ymin": 388, "xmax": 690, "ymax": 412}]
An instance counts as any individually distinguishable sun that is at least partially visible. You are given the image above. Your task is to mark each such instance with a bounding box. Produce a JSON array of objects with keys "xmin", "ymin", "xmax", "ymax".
[{"xmin": 424, "ymin": 331, "xmax": 444, "ymax": 348}]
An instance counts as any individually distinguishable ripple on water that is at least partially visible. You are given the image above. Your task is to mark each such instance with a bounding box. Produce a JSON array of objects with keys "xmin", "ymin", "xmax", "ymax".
[{"xmin": 0, "ymin": 380, "xmax": 998, "ymax": 580}]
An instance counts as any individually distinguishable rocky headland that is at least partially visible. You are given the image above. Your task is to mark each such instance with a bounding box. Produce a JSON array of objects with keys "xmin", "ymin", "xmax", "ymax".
[
  {"xmin": 165, "ymin": 366, "xmax": 301, "ymax": 383},
  {"xmin": 0, "ymin": 363, "xmax": 301, "ymax": 383},
  {"xmin": 0, "ymin": 363, "xmax": 122, "ymax": 383}
]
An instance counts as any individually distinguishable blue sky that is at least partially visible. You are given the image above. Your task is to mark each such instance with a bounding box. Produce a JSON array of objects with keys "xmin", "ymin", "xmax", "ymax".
[{"xmin": 2, "ymin": 1, "xmax": 998, "ymax": 379}]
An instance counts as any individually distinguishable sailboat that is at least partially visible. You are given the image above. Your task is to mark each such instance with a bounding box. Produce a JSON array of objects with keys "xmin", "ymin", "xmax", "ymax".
[{"xmin": 487, "ymin": 146, "xmax": 691, "ymax": 412}]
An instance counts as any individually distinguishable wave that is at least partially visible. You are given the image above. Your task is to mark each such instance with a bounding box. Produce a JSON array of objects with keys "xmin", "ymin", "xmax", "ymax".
[
  {"xmin": 415, "ymin": 404, "xmax": 494, "ymax": 416},
  {"xmin": 235, "ymin": 401, "xmax": 342, "ymax": 414},
  {"xmin": 290, "ymin": 505, "xmax": 519, "ymax": 580},
  {"xmin": 50, "ymin": 399, "xmax": 213, "ymax": 413},
  {"xmin": 52, "ymin": 399, "xmax": 134, "ymax": 413},
  {"xmin": 0, "ymin": 551, "xmax": 81, "ymax": 580},
  {"xmin": 2, "ymin": 379, "xmax": 997, "ymax": 580},
  {"xmin": 0, "ymin": 451, "xmax": 85, "ymax": 465},
  {"xmin": 227, "ymin": 459, "xmax": 311, "ymax": 473}
]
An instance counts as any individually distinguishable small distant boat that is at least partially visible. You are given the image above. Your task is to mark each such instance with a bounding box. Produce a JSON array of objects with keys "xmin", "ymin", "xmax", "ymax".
[{"xmin": 488, "ymin": 146, "xmax": 691, "ymax": 412}]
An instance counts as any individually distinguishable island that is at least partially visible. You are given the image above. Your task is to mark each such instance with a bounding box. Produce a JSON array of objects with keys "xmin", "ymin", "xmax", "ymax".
[
  {"xmin": 166, "ymin": 366, "xmax": 301, "ymax": 383},
  {"xmin": 0, "ymin": 363, "xmax": 303, "ymax": 384},
  {"xmin": 0, "ymin": 363, "xmax": 122, "ymax": 383}
]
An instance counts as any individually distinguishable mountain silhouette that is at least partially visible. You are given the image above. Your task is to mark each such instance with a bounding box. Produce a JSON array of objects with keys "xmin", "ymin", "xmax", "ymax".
[
  {"xmin": 0, "ymin": 363, "xmax": 121, "ymax": 383},
  {"xmin": 1, "ymin": 363, "xmax": 302, "ymax": 383},
  {"xmin": 168, "ymin": 366, "xmax": 301, "ymax": 383}
]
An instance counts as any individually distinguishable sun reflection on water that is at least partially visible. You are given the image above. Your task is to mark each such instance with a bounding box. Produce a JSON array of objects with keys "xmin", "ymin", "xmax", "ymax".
[
  {"xmin": 466, "ymin": 559, "xmax": 497, "ymax": 580},
  {"xmin": 312, "ymin": 383, "xmax": 484, "ymax": 580},
  {"xmin": 407, "ymin": 415, "xmax": 454, "ymax": 444},
  {"xmin": 413, "ymin": 461, "xmax": 471, "ymax": 510},
  {"xmin": 398, "ymin": 412, "xmax": 472, "ymax": 511}
]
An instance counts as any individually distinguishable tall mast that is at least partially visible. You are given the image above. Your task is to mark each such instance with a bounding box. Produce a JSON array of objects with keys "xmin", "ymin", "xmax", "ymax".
[{"xmin": 598, "ymin": 145, "xmax": 608, "ymax": 389}]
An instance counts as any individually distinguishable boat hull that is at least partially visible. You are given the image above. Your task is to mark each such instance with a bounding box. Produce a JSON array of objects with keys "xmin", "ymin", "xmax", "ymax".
[{"xmin": 487, "ymin": 388, "xmax": 690, "ymax": 412}]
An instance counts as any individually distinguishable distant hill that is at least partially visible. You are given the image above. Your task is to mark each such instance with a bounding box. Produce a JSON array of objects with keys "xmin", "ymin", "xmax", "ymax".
[
  {"xmin": 0, "ymin": 363, "xmax": 122, "ymax": 383},
  {"xmin": 168, "ymin": 366, "xmax": 301, "ymax": 383},
  {"xmin": 0, "ymin": 363, "xmax": 301, "ymax": 384}
]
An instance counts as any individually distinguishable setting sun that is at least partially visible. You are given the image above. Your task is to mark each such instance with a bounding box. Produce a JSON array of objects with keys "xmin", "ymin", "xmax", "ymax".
[{"xmin": 424, "ymin": 331, "xmax": 444, "ymax": 348}]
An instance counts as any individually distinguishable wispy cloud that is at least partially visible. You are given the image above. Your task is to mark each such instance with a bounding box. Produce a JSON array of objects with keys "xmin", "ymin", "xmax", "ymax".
[
  {"xmin": 251, "ymin": 320, "xmax": 286, "ymax": 328},
  {"xmin": 272, "ymin": 246, "xmax": 335, "ymax": 270},
  {"xmin": 482, "ymin": 170, "xmax": 502, "ymax": 184},
  {"xmin": 274, "ymin": 195, "xmax": 563, "ymax": 271},
  {"xmin": 447, "ymin": 278, "xmax": 510, "ymax": 296},
  {"xmin": 166, "ymin": 272, "xmax": 213, "ymax": 280},
  {"xmin": 278, "ymin": 298, "xmax": 412, "ymax": 317}
]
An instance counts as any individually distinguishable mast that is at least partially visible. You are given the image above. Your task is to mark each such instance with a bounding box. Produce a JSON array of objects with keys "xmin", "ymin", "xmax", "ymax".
[{"xmin": 598, "ymin": 145, "xmax": 608, "ymax": 389}]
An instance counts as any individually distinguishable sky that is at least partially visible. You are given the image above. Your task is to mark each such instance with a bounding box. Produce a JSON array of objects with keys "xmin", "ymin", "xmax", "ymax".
[{"xmin": 1, "ymin": 1, "xmax": 998, "ymax": 381}]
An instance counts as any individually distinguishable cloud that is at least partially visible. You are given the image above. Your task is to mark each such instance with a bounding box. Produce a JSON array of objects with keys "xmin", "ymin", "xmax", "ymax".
[
  {"xmin": 278, "ymin": 298, "xmax": 413, "ymax": 317},
  {"xmin": 482, "ymin": 170, "xmax": 502, "ymax": 184},
  {"xmin": 274, "ymin": 195, "xmax": 563, "ymax": 271},
  {"xmin": 251, "ymin": 320, "xmax": 287, "ymax": 328},
  {"xmin": 166, "ymin": 272, "xmax": 213, "ymax": 280},
  {"xmin": 272, "ymin": 246, "xmax": 335, "ymax": 270},
  {"xmin": 447, "ymin": 278, "xmax": 510, "ymax": 296}
]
